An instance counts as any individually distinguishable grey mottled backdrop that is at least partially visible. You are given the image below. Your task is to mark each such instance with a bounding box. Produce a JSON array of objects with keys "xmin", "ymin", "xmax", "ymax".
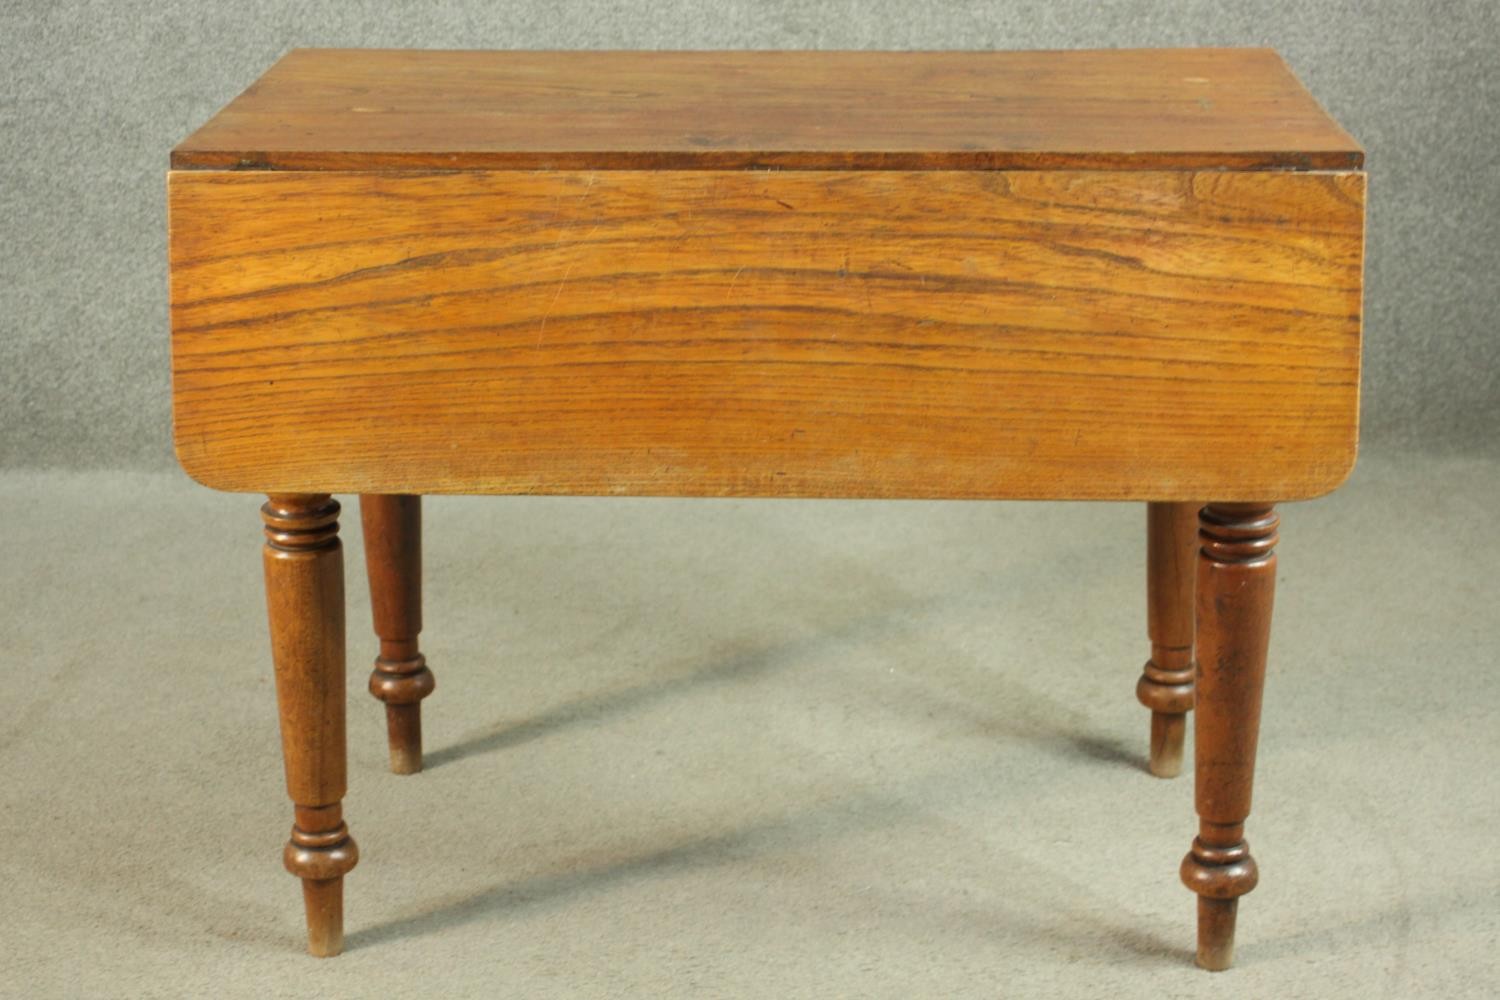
[{"xmin": 3, "ymin": 0, "xmax": 1496, "ymax": 468}]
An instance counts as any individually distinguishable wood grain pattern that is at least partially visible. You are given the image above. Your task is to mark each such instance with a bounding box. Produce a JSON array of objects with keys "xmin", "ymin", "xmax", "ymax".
[
  {"xmin": 170, "ymin": 48, "xmax": 1363, "ymax": 172},
  {"xmin": 169, "ymin": 167, "xmax": 1364, "ymax": 499}
]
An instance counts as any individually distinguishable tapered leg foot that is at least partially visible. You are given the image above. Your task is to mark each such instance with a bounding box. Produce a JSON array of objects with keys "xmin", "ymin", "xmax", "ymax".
[
  {"xmin": 1180, "ymin": 502, "xmax": 1277, "ymax": 970},
  {"xmin": 361, "ymin": 495, "xmax": 434, "ymax": 774},
  {"xmin": 1195, "ymin": 897, "xmax": 1238, "ymax": 971},
  {"xmin": 1137, "ymin": 502, "xmax": 1199, "ymax": 778},
  {"xmin": 384, "ymin": 704, "xmax": 423, "ymax": 775},
  {"xmin": 284, "ymin": 802, "xmax": 359, "ymax": 956},
  {"xmin": 301, "ymin": 878, "xmax": 345, "ymax": 958},
  {"xmin": 263, "ymin": 495, "xmax": 358, "ymax": 956},
  {"xmin": 1148, "ymin": 711, "xmax": 1186, "ymax": 778}
]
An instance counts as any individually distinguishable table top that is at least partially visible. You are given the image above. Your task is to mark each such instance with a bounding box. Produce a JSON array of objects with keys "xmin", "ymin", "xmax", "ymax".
[{"xmin": 171, "ymin": 48, "xmax": 1362, "ymax": 172}]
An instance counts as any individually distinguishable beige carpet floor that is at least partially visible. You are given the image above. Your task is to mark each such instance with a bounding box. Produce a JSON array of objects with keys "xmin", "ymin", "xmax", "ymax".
[{"xmin": 2, "ymin": 452, "xmax": 1496, "ymax": 998}]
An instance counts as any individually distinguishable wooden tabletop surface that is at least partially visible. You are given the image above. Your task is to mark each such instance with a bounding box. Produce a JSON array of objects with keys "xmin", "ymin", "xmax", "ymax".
[{"xmin": 172, "ymin": 48, "xmax": 1362, "ymax": 172}]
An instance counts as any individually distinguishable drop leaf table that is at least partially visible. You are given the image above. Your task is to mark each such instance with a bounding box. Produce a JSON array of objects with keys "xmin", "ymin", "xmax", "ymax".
[{"xmin": 168, "ymin": 48, "xmax": 1364, "ymax": 968}]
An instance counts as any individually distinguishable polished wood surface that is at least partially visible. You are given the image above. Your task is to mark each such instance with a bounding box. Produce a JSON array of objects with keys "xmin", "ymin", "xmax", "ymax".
[
  {"xmin": 171, "ymin": 49, "xmax": 1362, "ymax": 172},
  {"xmin": 1181, "ymin": 503, "xmax": 1278, "ymax": 971},
  {"xmin": 261, "ymin": 495, "xmax": 358, "ymax": 956},
  {"xmin": 1137, "ymin": 501, "xmax": 1199, "ymax": 778},
  {"xmin": 169, "ymin": 167, "xmax": 1363, "ymax": 499},
  {"xmin": 360, "ymin": 494, "xmax": 433, "ymax": 774}
]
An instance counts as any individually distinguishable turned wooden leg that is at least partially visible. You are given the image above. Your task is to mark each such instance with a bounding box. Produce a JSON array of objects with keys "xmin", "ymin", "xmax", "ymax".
[
  {"xmin": 1136, "ymin": 502, "xmax": 1199, "ymax": 777},
  {"xmin": 1180, "ymin": 503, "xmax": 1277, "ymax": 970},
  {"xmin": 360, "ymin": 494, "xmax": 434, "ymax": 774},
  {"xmin": 262, "ymin": 494, "xmax": 359, "ymax": 957}
]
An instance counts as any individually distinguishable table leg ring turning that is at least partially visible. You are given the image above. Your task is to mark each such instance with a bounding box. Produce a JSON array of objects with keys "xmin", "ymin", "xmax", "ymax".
[
  {"xmin": 284, "ymin": 805, "xmax": 360, "ymax": 958},
  {"xmin": 262, "ymin": 494, "xmax": 358, "ymax": 956},
  {"xmin": 1181, "ymin": 833, "xmax": 1260, "ymax": 971},
  {"xmin": 361, "ymin": 495, "xmax": 432, "ymax": 775},
  {"xmin": 1184, "ymin": 502, "xmax": 1278, "ymax": 970},
  {"xmin": 369, "ymin": 651, "xmax": 435, "ymax": 774},
  {"xmin": 1137, "ymin": 502, "xmax": 1200, "ymax": 778}
]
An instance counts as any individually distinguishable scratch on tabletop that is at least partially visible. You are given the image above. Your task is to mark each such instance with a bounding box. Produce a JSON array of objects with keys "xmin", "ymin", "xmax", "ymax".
[{"xmin": 536, "ymin": 259, "xmax": 577, "ymax": 346}]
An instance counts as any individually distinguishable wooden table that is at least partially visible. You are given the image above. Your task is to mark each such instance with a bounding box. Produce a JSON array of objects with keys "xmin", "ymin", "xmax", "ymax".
[{"xmin": 168, "ymin": 48, "xmax": 1365, "ymax": 969}]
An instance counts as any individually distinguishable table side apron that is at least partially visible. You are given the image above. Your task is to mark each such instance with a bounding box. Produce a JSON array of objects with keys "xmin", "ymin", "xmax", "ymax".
[{"xmin": 168, "ymin": 168, "xmax": 1365, "ymax": 500}]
